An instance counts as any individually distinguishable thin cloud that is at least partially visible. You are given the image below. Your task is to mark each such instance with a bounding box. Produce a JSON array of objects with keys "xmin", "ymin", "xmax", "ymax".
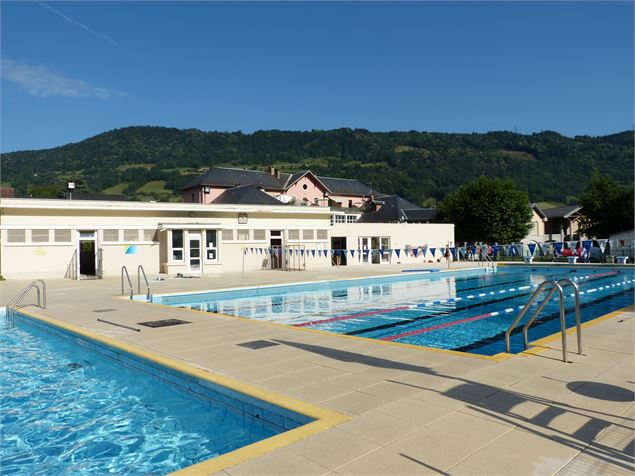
[
  {"xmin": 38, "ymin": 2, "xmax": 119, "ymax": 47},
  {"xmin": 1, "ymin": 59, "xmax": 125, "ymax": 99}
]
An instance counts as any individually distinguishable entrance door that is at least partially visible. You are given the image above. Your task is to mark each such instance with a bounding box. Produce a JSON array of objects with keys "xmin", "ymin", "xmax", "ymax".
[
  {"xmin": 359, "ymin": 237, "xmax": 370, "ymax": 264},
  {"xmin": 188, "ymin": 236, "xmax": 201, "ymax": 272},
  {"xmin": 330, "ymin": 237, "xmax": 347, "ymax": 266},
  {"xmin": 270, "ymin": 231, "xmax": 283, "ymax": 269},
  {"xmin": 78, "ymin": 230, "xmax": 97, "ymax": 277}
]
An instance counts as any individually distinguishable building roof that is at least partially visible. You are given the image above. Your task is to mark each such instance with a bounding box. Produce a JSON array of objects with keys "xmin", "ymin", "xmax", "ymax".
[
  {"xmin": 212, "ymin": 185, "xmax": 284, "ymax": 206},
  {"xmin": 70, "ymin": 192, "xmax": 129, "ymax": 201},
  {"xmin": 316, "ymin": 176, "xmax": 374, "ymax": 196},
  {"xmin": 541, "ymin": 204, "xmax": 583, "ymax": 219},
  {"xmin": 183, "ymin": 166, "xmax": 375, "ymax": 197},
  {"xmin": 358, "ymin": 195, "xmax": 437, "ymax": 223}
]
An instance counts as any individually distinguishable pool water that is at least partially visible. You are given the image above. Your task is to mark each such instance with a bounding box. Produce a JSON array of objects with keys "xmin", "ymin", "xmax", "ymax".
[
  {"xmin": 0, "ymin": 312, "xmax": 306, "ymax": 475},
  {"xmin": 155, "ymin": 266, "xmax": 635, "ymax": 356}
]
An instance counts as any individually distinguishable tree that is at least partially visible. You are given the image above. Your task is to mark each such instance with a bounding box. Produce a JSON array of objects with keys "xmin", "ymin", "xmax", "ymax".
[
  {"xmin": 579, "ymin": 172, "xmax": 634, "ymax": 238},
  {"xmin": 439, "ymin": 177, "xmax": 533, "ymax": 243}
]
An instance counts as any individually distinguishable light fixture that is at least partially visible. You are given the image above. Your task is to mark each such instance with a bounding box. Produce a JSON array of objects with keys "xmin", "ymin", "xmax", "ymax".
[
  {"xmin": 67, "ymin": 182, "xmax": 75, "ymax": 200},
  {"xmin": 203, "ymin": 186, "xmax": 211, "ymax": 194}
]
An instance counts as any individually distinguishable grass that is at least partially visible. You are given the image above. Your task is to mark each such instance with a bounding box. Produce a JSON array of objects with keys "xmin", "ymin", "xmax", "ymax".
[
  {"xmin": 137, "ymin": 180, "xmax": 171, "ymax": 193},
  {"xmin": 161, "ymin": 167, "xmax": 196, "ymax": 174},
  {"xmin": 495, "ymin": 150, "xmax": 535, "ymax": 161},
  {"xmin": 102, "ymin": 183, "xmax": 127, "ymax": 194},
  {"xmin": 116, "ymin": 163, "xmax": 155, "ymax": 171},
  {"xmin": 536, "ymin": 201, "xmax": 567, "ymax": 209}
]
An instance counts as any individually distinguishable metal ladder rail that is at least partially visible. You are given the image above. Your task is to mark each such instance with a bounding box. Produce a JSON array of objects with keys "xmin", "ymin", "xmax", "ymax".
[
  {"xmin": 137, "ymin": 265, "xmax": 152, "ymax": 302},
  {"xmin": 523, "ymin": 278, "xmax": 582, "ymax": 356},
  {"xmin": 5, "ymin": 279, "xmax": 47, "ymax": 326},
  {"xmin": 505, "ymin": 281, "xmax": 563, "ymax": 356},
  {"xmin": 121, "ymin": 266, "xmax": 133, "ymax": 299}
]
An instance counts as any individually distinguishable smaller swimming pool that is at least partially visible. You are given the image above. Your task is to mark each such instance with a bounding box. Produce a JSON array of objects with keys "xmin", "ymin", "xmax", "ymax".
[
  {"xmin": 153, "ymin": 266, "xmax": 635, "ymax": 356},
  {"xmin": 1, "ymin": 310, "xmax": 314, "ymax": 475}
]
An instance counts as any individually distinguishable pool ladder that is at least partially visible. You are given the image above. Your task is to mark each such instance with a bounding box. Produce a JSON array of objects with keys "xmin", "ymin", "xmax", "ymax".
[
  {"xmin": 505, "ymin": 278, "xmax": 581, "ymax": 363},
  {"xmin": 5, "ymin": 279, "xmax": 47, "ymax": 327},
  {"xmin": 121, "ymin": 265, "xmax": 152, "ymax": 302}
]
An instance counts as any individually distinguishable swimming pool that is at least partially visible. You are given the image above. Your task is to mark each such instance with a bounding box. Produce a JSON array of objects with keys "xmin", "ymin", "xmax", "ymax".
[
  {"xmin": 0, "ymin": 310, "xmax": 314, "ymax": 475},
  {"xmin": 154, "ymin": 266, "xmax": 635, "ymax": 356}
]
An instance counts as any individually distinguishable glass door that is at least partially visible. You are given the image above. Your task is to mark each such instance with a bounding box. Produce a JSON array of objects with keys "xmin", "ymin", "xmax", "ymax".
[
  {"xmin": 380, "ymin": 237, "xmax": 391, "ymax": 263},
  {"xmin": 188, "ymin": 236, "xmax": 201, "ymax": 272},
  {"xmin": 371, "ymin": 237, "xmax": 381, "ymax": 264},
  {"xmin": 359, "ymin": 237, "xmax": 370, "ymax": 264}
]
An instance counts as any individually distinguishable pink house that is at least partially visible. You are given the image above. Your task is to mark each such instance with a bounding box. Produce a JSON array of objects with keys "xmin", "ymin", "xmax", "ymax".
[{"xmin": 181, "ymin": 166, "xmax": 375, "ymax": 208}]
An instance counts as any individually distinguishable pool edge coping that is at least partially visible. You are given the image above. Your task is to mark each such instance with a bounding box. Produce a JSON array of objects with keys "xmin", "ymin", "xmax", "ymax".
[{"xmin": 14, "ymin": 307, "xmax": 351, "ymax": 476}]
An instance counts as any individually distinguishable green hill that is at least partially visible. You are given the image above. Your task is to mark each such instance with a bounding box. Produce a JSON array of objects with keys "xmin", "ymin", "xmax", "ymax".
[{"xmin": 2, "ymin": 126, "xmax": 633, "ymax": 205}]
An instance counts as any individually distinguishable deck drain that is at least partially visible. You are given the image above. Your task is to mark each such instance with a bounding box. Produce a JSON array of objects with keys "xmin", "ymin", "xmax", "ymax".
[
  {"xmin": 237, "ymin": 340, "xmax": 279, "ymax": 350},
  {"xmin": 93, "ymin": 308, "xmax": 117, "ymax": 313},
  {"xmin": 137, "ymin": 319, "xmax": 191, "ymax": 328}
]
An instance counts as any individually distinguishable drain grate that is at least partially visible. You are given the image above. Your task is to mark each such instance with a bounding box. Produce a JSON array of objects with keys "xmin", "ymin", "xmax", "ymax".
[
  {"xmin": 93, "ymin": 308, "xmax": 117, "ymax": 313},
  {"xmin": 137, "ymin": 319, "xmax": 191, "ymax": 328},
  {"xmin": 237, "ymin": 340, "xmax": 279, "ymax": 350}
]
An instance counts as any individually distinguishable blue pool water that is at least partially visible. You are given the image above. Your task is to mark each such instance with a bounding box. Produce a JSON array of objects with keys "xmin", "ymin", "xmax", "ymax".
[
  {"xmin": 0, "ymin": 311, "xmax": 310, "ymax": 475},
  {"xmin": 154, "ymin": 266, "xmax": 635, "ymax": 356}
]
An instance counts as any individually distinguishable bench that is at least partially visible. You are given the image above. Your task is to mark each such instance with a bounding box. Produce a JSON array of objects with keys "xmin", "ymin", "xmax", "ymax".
[
  {"xmin": 524, "ymin": 256, "xmax": 534, "ymax": 264},
  {"xmin": 615, "ymin": 256, "xmax": 629, "ymax": 264},
  {"xmin": 567, "ymin": 256, "xmax": 578, "ymax": 264}
]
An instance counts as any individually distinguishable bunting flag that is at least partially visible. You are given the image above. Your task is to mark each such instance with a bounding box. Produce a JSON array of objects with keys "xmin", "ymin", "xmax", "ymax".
[
  {"xmin": 459, "ymin": 246, "xmax": 467, "ymax": 257},
  {"xmin": 502, "ymin": 245, "xmax": 510, "ymax": 255},
  {"xmin": 567, "ymin": 241, "xmax": 577, "ymax": 249},
  {"xmin": 430, "ymin": 248, "xmax": 436, "ymax": 257},
  {"xmin": 510, "ymin": 245, "xmax": 517, "ymax": 256},
  {"xmin": 582, "ymin": 240, "xmax": 592, "ymax": 251},
  {"xmin": 598, "ymin": 239, "xmax": 607, "ymax": 252},
  {"xmin": 422, "ymin": 247, "xmax": 427, "ymax": 258},
  {"xmin": 493, "ymin": 245, "xmax": 501, "ymax": 254},
  {"xmin": 350, "ymin": 249, "xmax": 356, "ymax": 258},
  {"xmin": 440, "ymin": 247, "xmax": 446, "ymax": 256},
  {"xmin": 528, "ymin": 243, "xmax": 536, "ymax": 256},
  {"xmin": 471, "ymin": 245, "xmax": 477, "ymax": 255},
  {"xmin": 450, "ymin": 247, "xmax": 456, "ymax": 258},
  {"xmin": 395, "ymin": 249, "xmax": 401, "ymax": 258},
  {"xmin": 619, "ymin": 239, "xmax": 625, "ymax": 247},
  {"xmin": 541, "ymin": 243, "xmax": 550, "ymax": 255},
  {"xmin": 311, "ymin": 249, "xmax": 316, "ymax": 257},
  {"xmin": 413, "ymin": 248, "xmax": 419, "ymax": 258},
  {"xmin": 554, "ymin": 242, "xmax": 562, "ymax": 255}
]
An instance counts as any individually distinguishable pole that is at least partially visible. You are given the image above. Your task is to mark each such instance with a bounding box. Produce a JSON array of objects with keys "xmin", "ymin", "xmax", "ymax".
[{"xmin": 241, "ymin": 247, "xmax": 245, "ymax": 284}]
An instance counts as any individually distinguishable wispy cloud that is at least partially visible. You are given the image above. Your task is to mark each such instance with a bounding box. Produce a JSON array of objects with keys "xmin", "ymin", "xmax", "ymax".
[
  {"xmin": 38, "ymin": 2, "xmax": 137, "ymax": 59},
  {"xmin": 38, "ymin": 2, "xmax": 119, "ymax": 47},
  {"xmin": 1, "ymin": 59, "xmax": 125, "ymax": 99}
]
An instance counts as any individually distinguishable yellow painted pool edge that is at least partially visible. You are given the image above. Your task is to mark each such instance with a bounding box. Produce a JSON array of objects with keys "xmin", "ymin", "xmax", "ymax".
[
  {"xmin": 14, "ymin": 308, "xmax": 350, "ymax": 476},
  {"xmin": 519, "ymin": 304, "xmax": 634, "ymax": 357},
  {"xmin": 133, "ymin": 298, "xmax": 510, "ymax": 362}
]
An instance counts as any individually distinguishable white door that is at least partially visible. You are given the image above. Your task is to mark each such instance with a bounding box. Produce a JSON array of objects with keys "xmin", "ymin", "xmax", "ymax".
[
  {"xmin": 188, "ymin": 236, "xmax": 201, "ymax": 272},
  {"xmin": 380, "ymin": 237, "xmax": 391, "ymax": 263},
  {"xmin": 359, "ymin": 237, "xmax": 370, "ymax": 264}
]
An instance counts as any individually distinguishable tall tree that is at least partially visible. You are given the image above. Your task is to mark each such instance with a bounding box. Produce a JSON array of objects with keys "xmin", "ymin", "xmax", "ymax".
[
  {"xmin": 579, "ymin": 172, "xmax": 634, "ymax": 238},
  {"xmin": 439, "ymin": 177, "xmax": 533, "ymax": 243}
]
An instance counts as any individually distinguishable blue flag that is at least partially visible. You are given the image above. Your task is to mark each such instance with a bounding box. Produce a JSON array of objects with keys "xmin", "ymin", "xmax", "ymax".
[
  {"xmin": 528, "ymin": 243, "xmax": 536, "ymax": 256},
  {"xmin": 430, "ymin": 248, "xmax": 436, "ymax": 257},
  {"xmin": 395, "ymin": 249, "xmax": 401, "ymax": 258}
]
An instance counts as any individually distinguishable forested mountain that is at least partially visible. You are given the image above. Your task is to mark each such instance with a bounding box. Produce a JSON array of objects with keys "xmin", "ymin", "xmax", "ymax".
[{"xmin": 2, "ymin": 126, "xmax": 633, "ymax": 205}]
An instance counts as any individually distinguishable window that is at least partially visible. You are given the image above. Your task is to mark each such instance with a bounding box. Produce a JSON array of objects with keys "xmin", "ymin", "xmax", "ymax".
[
  {"xmin": 253, "ymin": 229, "xmax": 266, "ymax": 241},
  {"xmin": 143, "ymin": 229, "xmax": 158, "ymax": 242},
  {"xmin": 205, "ymin": 230, "xmax": 218, "ymax": 261},
  {"xmin": 346, "ymin": 215, "xmax": 358, "ymax": 223},
  {"xmin": 7, "ymin": 229, "xmax": 26, "ymax": 243},
  {"xmin": 348, "ymin": 200, "xmax": 353, "ymax": 207},
  {"xmin": 222, "ymin": 229, "xmax": 234, "ymax": 241},
  {"xmin": 303, "ymin": 183, "xmax": 308, "ymax": 190},
  {"xmin": 31, "ymin": 229, "xmax": 50, "ymax": 242},
  {"xmin": 316, "ymin": 229, "xmax": 328, "ymax": 240},
  {"xmin": 124, "ymin": 229, "xmax": 139, "ymax": 242},
  {"xmin": 103, "ymin": 229, "xmax": 120, "ymax": 242},
  {"xmin": 236, "ymin": 229, "xmax": 250, "ymax": 241},
  {"xmin": 288, "ymin": 229, "xmax": 300, "ymax": 240},
  {"xmin": 331, "ymin": 215, "xmax": 345, "ymax": 224},
  {"xmin": 172, "ymin": 230, "xmax": 184, "ymax": 261},
  {"xmin": 54, "ymin": 229, "xmax": 72, "ymax": 242},
  {"xmin": 302, "ymin": 229, "xmax": 314, "ymax": 240}
]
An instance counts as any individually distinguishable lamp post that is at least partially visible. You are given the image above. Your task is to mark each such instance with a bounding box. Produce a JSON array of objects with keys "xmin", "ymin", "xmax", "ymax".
[{"xmin": 67, "ymin": 182, "xmax": 76, "ymax": 200}]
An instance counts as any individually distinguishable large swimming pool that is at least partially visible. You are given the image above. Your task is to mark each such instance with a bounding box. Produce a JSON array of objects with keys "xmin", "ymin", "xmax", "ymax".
[
  {"xmin": 1, "ymin": 311, "xmax": 312, "ymax": 475},
  {"xmin": 154, "ymin": 266, "xmax": 635, "ymax": 356}
]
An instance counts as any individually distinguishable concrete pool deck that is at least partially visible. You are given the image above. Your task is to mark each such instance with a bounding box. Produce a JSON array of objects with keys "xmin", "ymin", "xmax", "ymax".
[{"xmin": 2, "ymin": 262, "xmax": 633, "ymax": 475}]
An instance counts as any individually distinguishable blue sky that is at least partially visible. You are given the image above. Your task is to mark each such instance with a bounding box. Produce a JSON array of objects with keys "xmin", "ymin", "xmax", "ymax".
[{"xmin": 1, "ymin": 1, "xmax": 633, "ymax": 152}]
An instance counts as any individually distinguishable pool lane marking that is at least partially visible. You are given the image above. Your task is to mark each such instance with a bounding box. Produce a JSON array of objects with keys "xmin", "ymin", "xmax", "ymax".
[
  {"xmin": 293, "ymin": 271, "xmax": 618, "ymax": 329},
  {"xmin": 380, "ymin": 306, "xmax": 525, "ymax": 341}
]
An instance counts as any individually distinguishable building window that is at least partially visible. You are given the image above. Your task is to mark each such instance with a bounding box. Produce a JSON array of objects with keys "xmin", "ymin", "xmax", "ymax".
[
  {"xmin": 124, "ymin": 229, "xmax": 139, "ymax": 242},
  {"xmin": 143, "ymin": 229, "xmax": 158, "ymax": 242},
  {"xmin": 303, "ymin": 184, "xmax": 308, "ymax": 190},
  {"xmin": 206, "ymin": 230, "xmax": 218, "ymax": 261},
  {"xmin": 31, "ymin": 229, "xmax": 50, "ymax": 243},
  {"xmin": 54, "ymin": 229, "xmax": 72, "ymax": 242},
  {"xmin": 192, "ymin": 192, "xmax": 196, "ymax": 202},
  {"xmin": 222, "ymin": 229, "xmax": 234, "ymax": 241},
  {"xmin": 316, "ymin": 229, "xmax": 328, "ymax": 240},
  {"xmin": 288, "ymin": 229, "xmax": 300, "ymax": 240},
  {"xmin": 331, "ymin": 215, "xmax": 345, "ymax": 224},
  {"xmin": 348, "ymin": 200, "xmax": 353, "ymax": 207},
  {"xmin": 253, "ymin": 229, "xmax": 266, "ymax": 241},
  {"xmin": 7, "ymin": 229, "xmax": 26, "ymax": 243},
  {"xmin": 172, "ymin": 230, "xmax": 184, "ymax": 261},
  {"xmin": 302, "ymin": 229, "xmax": 315, "ymax": 240},
  {"xmin": 346, "ymin": 215, "xmax": 358, "ymax": 223},
  {"xmin": 103, "ymin": 229, "xmax": 120, "ymax": 242},
  {"xmin": 236, "ymin": 229, "xmax": 250, "ymax": 241}
]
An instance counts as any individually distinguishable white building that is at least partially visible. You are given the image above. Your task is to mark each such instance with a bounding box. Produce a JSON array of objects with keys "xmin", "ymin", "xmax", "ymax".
[{"xmin": 0, "ymin": 198, "xmax": 454, "ymax": 279}]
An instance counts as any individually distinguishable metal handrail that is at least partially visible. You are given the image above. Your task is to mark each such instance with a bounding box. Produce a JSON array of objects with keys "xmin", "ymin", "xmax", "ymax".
[
  {"xmin": 137, "ymin": 265, "xmax": 152, "ymax": 301},
  {"xmin": 557, "ymin": 278, "xmax": 581, "ymax": 354},
  {"xmin": 97, "ymin": 248, "xmax": 104, "ymax": 279},
  {"xmin": 64, "ymin": 250, "xmax": 78, "ymax": 280},
  {"xmin": 5, "ymin": 279, "xmax": 47, "ymax": 326},
  {"xmin": 121, "ymin": 266, "xmax": 133, "ymax": 299}
]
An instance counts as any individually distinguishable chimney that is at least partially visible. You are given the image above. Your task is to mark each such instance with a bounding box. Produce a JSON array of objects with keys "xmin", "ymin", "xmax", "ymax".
[{"xmin": 268, "ymin": 166, "xmax": 280, "ymax": 179}]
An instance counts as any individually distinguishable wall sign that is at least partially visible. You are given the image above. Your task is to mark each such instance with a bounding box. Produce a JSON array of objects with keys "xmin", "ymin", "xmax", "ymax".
[{"xmin": 238, "ymin": 213, "xmax": 248, "ymax": 224}]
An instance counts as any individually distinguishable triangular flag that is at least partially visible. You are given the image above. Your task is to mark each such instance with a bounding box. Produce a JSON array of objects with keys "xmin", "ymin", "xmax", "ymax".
[
  {"xmin": 422, "ymin": 248, "xmax": 427, "ymax": 257},
  {"xmin": 528, "ymin": 243, "xmax": 536, "ymax": 256},
  {"xmin": 598, "ymin": 239, "xmax": 607, "ymax": 252},
  {"xmin": 450, "ymin": 247, "xmax": 456, "ymax": 258},
  {"xmin": 413, "ymin": 248, "xmax": 419, "ymax": 257},
  {"xmin": 430, "ymin": 248, "xmax": 436, "ymax": 257},
  {"xmin": 311, "ymin": 249, "xmax": 316, "ymax": 257},
  {"xmin": 350, "ymin": 249, "xmax": 355, "ymax": 257},
  {"xmin": 582, "ymin": 240, "xmax": 592, "ymax": 251},
  {"xmin": 440, "ymin": 247, "xmax": 446, "ymax": 256},
  {"xmin": 395, "ymin": 249, "xmax": 401, "ymax": 258}
]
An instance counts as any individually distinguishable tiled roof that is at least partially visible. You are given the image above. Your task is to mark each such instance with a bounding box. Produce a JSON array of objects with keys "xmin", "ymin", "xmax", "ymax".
[
  {"xmin": 182, "ymin": 167, "xmax": 287, "ymax": 191},
  {"xmin": 541, "ymin": 204, "xmax": 582, "ymax": 219},
  {"xmin": 211, "ymin": 185, "xmax": 284, "ymax": 206},
  {"xmin": 316, "ymin": 176, "xmax": 374, "ymax": 196},
  {"xmin": 358, "ymin": 195, "xmax": 437, "ymax": 223}
]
